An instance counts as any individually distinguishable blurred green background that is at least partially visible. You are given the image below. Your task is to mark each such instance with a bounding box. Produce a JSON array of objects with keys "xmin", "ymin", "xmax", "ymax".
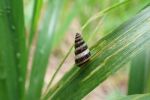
[
  {"xmin": 1, "ymin": 0, "xmax": 150, "ymax": 100},
  {"xmin": 18, "ymin": 0, "xmax": 150, "ymax": 99}
]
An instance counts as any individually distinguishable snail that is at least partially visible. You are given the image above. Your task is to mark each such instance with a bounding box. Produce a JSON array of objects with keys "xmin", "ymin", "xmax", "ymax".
[{"xmin": 74, "ymin": 33, "xmax": 91, "ymax": 67}]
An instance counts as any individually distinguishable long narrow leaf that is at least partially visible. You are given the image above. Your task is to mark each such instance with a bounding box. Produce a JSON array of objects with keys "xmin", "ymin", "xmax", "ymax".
[
  {"xmin": 47, "ymin": 6, "xmax": 150, "ymax": 99},
  {"xmin": 128, "ymin": 51, "xmax": 146, "ymax": 94},
  {"xmin": 29, "ymin": 0, "xmax": 43, "ymax": 45},
  {"xmin": 144, "ymin": 48, "xmax": 150, "ymax": 92},
  {"xmin": 26, "ymin": 0, "xmax": 63, "ymax": 99},
  {"xmin": 0, "ymin": 0, "xmax": 27, "ymax": 99},
  {"xmin": 10, "ymin": 0, "xmax": 27, "ymax": 99},
  {"xmin": 45, "ymin": 1, "xmax": 135, "ymax": 97},
  {"xmin": 45, "ymin": 4, "xmax": 150, "ymax": 98}
]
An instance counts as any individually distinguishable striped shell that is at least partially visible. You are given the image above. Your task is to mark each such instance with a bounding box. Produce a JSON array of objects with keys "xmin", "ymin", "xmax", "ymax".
[{"xmin": 75, "ymin": 33, "xmax": 91, "ymax": 66}]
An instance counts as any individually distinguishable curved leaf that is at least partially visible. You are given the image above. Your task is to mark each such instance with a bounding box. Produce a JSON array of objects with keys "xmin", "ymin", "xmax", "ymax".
[{"xmin": 45, "ymin": 6, "xmax": 150, "ymax": 100}]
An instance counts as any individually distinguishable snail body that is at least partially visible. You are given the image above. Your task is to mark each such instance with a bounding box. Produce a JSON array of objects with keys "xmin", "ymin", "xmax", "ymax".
[{"xmin": 74, "ymin": 33, "xmax": 91, "ymax": 67}]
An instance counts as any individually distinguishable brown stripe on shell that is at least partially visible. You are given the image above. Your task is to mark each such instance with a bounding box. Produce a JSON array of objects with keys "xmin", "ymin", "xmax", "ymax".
[
  {"xmin": 75, "ymin": 35, "xmax": 81, "ymax": 39},
  {"xmin": 75, "ymin": 33, "xmax": 81, "ymax": 40},
  {"xmin": 75, "ymin": 37, "xmax": 82, "ymax": 42},
  {"xmin": 75, "ymin": 39, "xmax": 84, "ymax": 48},
  {"xmin": 75, "ymin": 45, "xmax": 88, "ymax": 55},
  {"xmin": 75, "ymin": 32, "xmax": 81, "ymax": 38},
  {"xmin": 75, "ymin": 52, "xmax": 91, "ymax": 64},
  {"xmin": 76, "ymin": 52, "xmax": 90, "ymax": 66},
  {"xmin": 76, "ymin": 33, "xmax": 80, "ymax": 37}
]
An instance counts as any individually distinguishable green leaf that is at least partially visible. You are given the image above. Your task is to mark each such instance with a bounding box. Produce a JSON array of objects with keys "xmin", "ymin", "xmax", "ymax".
[
  {"xmin": 25, "ymin": 0, "xmax": 63, "ymax": 100},
  {"xmin": 29, "ymin": 0, "xmax": 43, "ymax": 45},
  {"xmin": 0, "ymin": 0, "xmax": 27, "ymax": 99},
  {"xmin": 144, "ymin": 47, "xmax": 150, "ymax": 92},
  {"xmin": 118, "ymin": 93, "xmax": 150, "ymax": 100},
  {"xmin": 45, "ymin": 1, "xmax": 133, "ymax": 96},
  {"xmin": 46, "ymin": 6, "xmax": 150, "ymax": 100},
  {"xmin": 128, "ymin": 51, "xmax": 146, "ymax": 94},
  {"xmin": 10, "ymin": 0, "xmax": 28, "ymax": 99},
  {"xmin": 43, "ymin": 45, "xmax": 73, "ymax": 97}
]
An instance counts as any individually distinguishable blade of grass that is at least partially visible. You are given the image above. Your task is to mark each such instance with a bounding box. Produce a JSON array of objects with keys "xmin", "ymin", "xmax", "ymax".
[
  {"xmin": 128, "ymin": 51, "xmax": 146, "ymax": 94},
  {"xmin": 10, "ymin": 0, "xmax": 27, "ymax": 99},
  {"xmin": 29, "ymin": 0, "xmax": 43, "ymax": 46},
  {"xmin": 0, "ymin": 8, "xmax": 19, "ymax": 100},
  {"xmin": 48, "ymin": 6, "xmax": 150, "ymax": 99},
  {"xmin": 44, "ymin": 1, "xmax": 134, "ymax": 98},
  {"xmin": 81, "ymin": 0, "xmax": 130, "ymax": 30},
  {"xmin": 25, "ymin": 0, "xmax": 63, "ymax": 99},
  {"xmin": 87, "ymin": 18, "xmax": 103, "ymax": 43},
  {"xmin": 144, "ymin": 47, "xmax": 150, "ymax": 92},
  {"xmin": 0, "ymin": 0, "xmax": 27, "ymax": 99},
  {"xmin": 43, "ymin": 45, "xmax": 73, "ymax": 97},
  {"xmin": 91, "ymin": 4, "xmax": 150, "ymax": 50},
  {"xmin": 0, "ymin": 82, "xmax": 8, "ymax": 100}
]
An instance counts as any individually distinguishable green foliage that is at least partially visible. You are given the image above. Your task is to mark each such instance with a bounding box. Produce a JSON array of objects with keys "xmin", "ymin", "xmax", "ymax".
[
  {"xmin": 0, "ymin": 0, "xmax": 150, "ymax": 100},
  {"xmin": 128, "ymin": 51, "xmax": 146, "ymax": 94},
  {"xmin": 0, "ymin": 0, "xmax": 27, "ymax": 99},
  {"xmin": 29, "ymin": 0, "xmax": 43, "ymax": 45},
  {"xmin": 26, "ymin": 0, "xmax": 63, "ymax": 100},
  {"xmin": 145, "ymin": 48, "xmax": 150, "ymax": 92},
  {"xmin": 44, "ymin": 6, "xmax": 150, "ymax": 100}
]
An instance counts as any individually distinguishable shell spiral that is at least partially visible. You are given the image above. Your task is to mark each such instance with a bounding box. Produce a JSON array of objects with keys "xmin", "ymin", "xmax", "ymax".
[{"xmin": 74, "ymin": 33, "xmax": 91, "ymax": 66}]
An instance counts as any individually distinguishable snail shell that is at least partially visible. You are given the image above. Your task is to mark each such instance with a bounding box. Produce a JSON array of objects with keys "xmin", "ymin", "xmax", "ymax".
[{"xmin": 75, "ymin": 33, "xmax": 91, "ymax": 66}]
